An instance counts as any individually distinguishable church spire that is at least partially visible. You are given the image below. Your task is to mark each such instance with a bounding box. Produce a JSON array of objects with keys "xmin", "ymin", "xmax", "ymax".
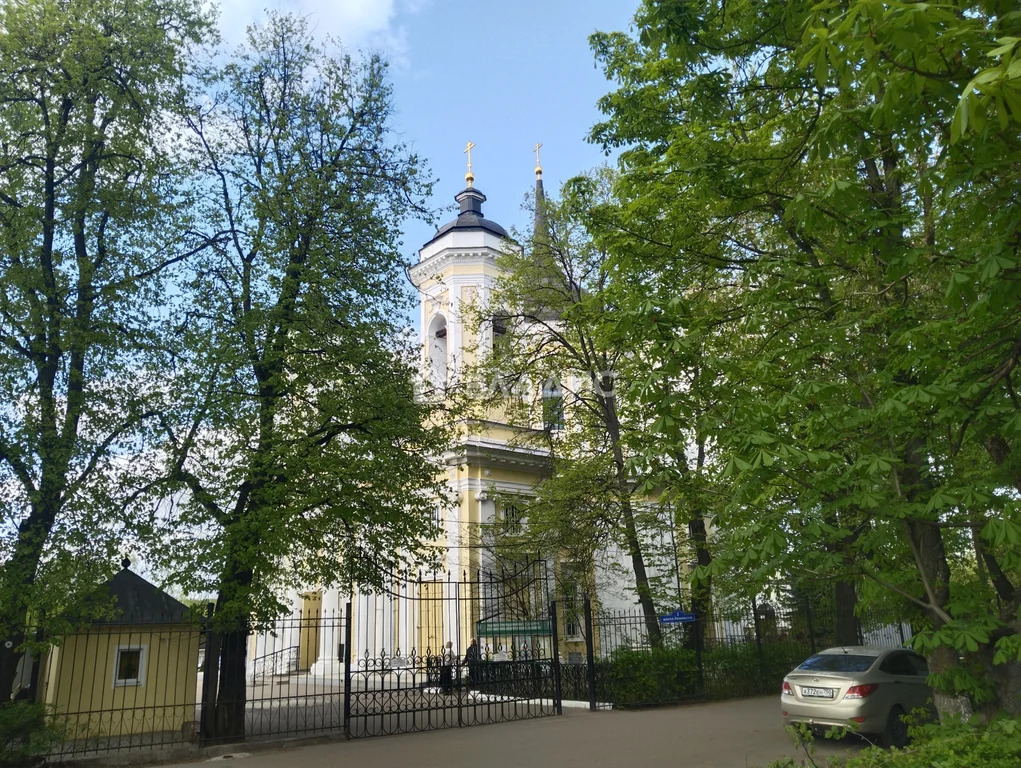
[{"xmin": 533, "ymin": 142, "xmax": 547, "ymax": 243}]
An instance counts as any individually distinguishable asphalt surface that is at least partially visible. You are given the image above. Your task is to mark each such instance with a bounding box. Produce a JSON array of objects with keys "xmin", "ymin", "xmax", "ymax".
[{"xmin": 157, "ymin": 695, "xmax": 871, "ymax": 768}]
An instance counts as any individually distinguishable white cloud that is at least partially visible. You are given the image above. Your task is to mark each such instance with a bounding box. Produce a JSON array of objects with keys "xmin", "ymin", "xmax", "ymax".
[{"xmin": 214, "ymin": 0, "xmax": 423, "ymax": 65}]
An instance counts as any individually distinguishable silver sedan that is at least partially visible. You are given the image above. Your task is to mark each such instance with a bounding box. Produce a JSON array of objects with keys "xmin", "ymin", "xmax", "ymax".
[{"xmin": 781, "ymin": 646, "xmax": 933, "ymax": 747}]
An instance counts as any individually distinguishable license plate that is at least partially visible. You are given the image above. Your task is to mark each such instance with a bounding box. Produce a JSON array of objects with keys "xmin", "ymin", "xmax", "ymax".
[{"xmin": 801, "ymin": 687, "xmax": 834, "ymax": 698}]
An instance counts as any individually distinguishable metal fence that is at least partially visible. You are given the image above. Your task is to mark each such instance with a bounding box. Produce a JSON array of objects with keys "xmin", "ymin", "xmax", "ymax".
[
  {"xmin": 207, "ymin": 610, "xmax": 346, "ymax": 745},
  {"xmin": 345, "ymin": 565, "xmax": 560, "ymax": 738},
  {"xmin": 559, "ymin": 598, "xmax": 914, "ymax": 709},
  {"xmin": 21, "ymin": 591, "xmax": 913, "ymax": 760},
  {"xmin": 27, "ymin": 565, "xmax": 564, "ymax": 759}
]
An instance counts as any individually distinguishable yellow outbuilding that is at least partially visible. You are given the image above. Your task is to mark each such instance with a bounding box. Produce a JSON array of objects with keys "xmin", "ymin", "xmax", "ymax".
[{"xmin": 38, "ymin": 560, "xmax": 201, "ymax": 741}]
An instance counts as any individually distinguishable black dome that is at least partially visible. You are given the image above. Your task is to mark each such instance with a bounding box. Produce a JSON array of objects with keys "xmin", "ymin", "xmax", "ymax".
[{"xmin": 423, "ymin": 186, "xmax": 509, "ymax": 247}]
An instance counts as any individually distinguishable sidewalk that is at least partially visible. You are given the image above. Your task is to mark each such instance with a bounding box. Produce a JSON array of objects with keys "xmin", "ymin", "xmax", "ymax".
[{"xmin": 161, "ymin": 696, "xmax": 869, "ymax": 768}]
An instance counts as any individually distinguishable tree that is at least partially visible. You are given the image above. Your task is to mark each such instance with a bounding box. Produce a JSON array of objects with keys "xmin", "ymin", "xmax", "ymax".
[
  {"xmin": 469, "ymin": 173, "xmax": 704, "ymax": 646},
  {"xmin": 0, "ymin": 0, "xmax": 211, "ymax": 702},
  {"xmin": 589, "ymin": 0, "xmax": 1020, "ymax": 716},
  {"xmin": 131, "ymin": 15, "xmax": 448, "ymax": 739}
]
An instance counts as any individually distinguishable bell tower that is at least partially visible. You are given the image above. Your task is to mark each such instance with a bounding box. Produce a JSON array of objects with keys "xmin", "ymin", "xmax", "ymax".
[
  {"xmin": 409, "ymin": 147, "xmax": 551, "ymax": 586},
  {"xmin": 410, "ymin": 153, "xmax": 511, "ymax": 395}
]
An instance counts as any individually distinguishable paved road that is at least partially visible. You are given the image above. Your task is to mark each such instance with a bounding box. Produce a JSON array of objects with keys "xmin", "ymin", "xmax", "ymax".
[{"xmin": 159, "ymin": 696, "xmax": 870, "ymax": 768}]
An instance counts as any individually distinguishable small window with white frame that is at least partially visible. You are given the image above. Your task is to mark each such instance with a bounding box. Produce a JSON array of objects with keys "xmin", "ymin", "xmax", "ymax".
[{"xmin": 113, "ymin": 645, "xmax": 146, "ymax": 687}]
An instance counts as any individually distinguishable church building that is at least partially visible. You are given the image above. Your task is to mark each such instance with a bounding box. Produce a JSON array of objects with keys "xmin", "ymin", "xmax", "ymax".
[{"xmin": 281, "ymin": 153, "xmax": 674, "ymax": 678}]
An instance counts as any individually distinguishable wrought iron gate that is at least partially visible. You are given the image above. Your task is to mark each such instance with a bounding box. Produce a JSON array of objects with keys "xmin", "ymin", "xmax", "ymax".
[{"xmin": 343, "ymin": 563, "xmax": 562, "ymax": 738}]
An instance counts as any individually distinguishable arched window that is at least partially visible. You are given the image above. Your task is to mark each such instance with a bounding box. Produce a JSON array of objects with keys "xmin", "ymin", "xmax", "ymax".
[
  {"xmin": 542, "ymin": 378, "xmax": 564, "ymax": 432},
  {"xmin": 427, "ymin": 314, "xmax": 448, "ymax": 389}
]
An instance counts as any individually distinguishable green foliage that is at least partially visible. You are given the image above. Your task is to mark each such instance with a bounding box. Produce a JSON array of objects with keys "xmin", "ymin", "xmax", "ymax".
[
  {"xmin": 131, "ymin": 13, "xmax": 448, "ymax": 622},
  {"xmin": 0, "ymin": 702, "xmax": 60, "ymax": 767},
  {"xmin": 600, "ymin": 639, "xmax": 812, "ymax": 707},
  {"xmin": 588, "ymin": 0, "xmax": 1021, "ymax": 715},
  {"xmin": 764, "ymin": 718, "xmax": 1021, "ymax": 768},
  {"xmin": 0, "ymin": 0, "xmax": 213, "ymax": 694},
  {"xmin": 844, "ymin": 717, "xmax": 1021, "ymax": 768},
  {"xmin": 601, "ymin": 646, "xmax": 699, "ymax": 707},
  {"xmin": 765, "ymin": 721, "xmax": 867, "ymax": 768}
]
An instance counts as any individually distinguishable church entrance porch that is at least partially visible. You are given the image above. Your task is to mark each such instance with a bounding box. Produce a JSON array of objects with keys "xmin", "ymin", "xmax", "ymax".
[{"xmin": 344, "ymin": 564, "xmax": 563, "ymax": 738}]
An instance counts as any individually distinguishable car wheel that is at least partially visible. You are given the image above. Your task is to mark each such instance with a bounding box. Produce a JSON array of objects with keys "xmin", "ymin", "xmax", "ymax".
[{"xmin": 880, "ymin": 705, "xmax": 908, "ymax": 749}]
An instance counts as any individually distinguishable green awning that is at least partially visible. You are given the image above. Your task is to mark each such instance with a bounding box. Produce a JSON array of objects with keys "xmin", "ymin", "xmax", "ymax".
[{"xmin": 475, "ymin": 619, "xmax": 552, "ymax": 635}]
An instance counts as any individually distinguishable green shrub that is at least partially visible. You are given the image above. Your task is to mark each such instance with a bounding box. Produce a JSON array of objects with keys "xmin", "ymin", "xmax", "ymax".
[
  {"xmin": 844, "ymin": 717, "xmax": 1021, "ymax": 768},
  {"xmin": 0, "ymin": 701, "xmax": 59, "ymax": 767},
  {"xmin": 601, "ymin": 646, "xmax": 700, "ymax": 707},
  {"xmin": 700, "ymin": 644, "xmax": 761, "ymax": 698},
  {"xmin": 762, "ymin": 717, "xmax": 1021, "ymax": 768},
  {"xmin": 701, "ymin": 642, "xmax": 811, "ymax": 699},
  {"xmin": 598, "ymin": 640, "xmax": 815, "ymax": 706}
]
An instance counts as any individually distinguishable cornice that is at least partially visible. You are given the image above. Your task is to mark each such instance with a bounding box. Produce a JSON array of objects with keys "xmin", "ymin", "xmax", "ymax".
[
  {"xmin": 442, "ymin": 439, "xmax": 552, "ymax": 473},
  {"xmin": 410, "ymin": 249, "xmax": 504, "ymax": 286}
]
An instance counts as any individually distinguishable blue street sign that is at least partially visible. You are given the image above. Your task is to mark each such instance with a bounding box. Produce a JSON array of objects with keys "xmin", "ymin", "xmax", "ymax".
[{"xmin": 659, "ymin": 609, "xmax": 697, "ymax": 624}]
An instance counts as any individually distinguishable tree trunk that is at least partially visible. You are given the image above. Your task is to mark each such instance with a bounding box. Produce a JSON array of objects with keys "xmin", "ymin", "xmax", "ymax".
[
  {"xmin": 619, "ymin": 494, "xmax": 663, "ymax": 647},
  {"xmin": 977, "ymin": 437, "xmax": 1021, "ymax": 715},
  {"xmin": 209, "ymin": 560, "xmax": 254, "ymax": 742},
  {"xmin": 834, "ymin": 580, "xmax": 858, "ymax": 646},
  {"xmin": 686, "ymin": 514, "xmax": 712, "ymax": 652},
  {"xmin": 597, "ymin": 373, "xmax": 661, "ymax": 647},
  {"xmin": 0, "ymin": 494, "xmax": 61, "ymax": 700},
  {"xmin": 678, "ymin": 436, "xmax": 713, "ymax": 651},
  {"xmin": 985, "ymin": 435, "xmax": 1021, "ymax": 496},
  {"xmin": 986, "ymin": 646, "xmax": 1021, "ymax": 718},
  {"xmin": 928, "ymin": 644, "xmax": 973, "ymax": 722},
  {"xmin": 199, "ymin": 623, "xmax": 222, "ymax": 741},
  {"xmin": 897, "ymin": 438, "xmax": 979, "ymax": 718},
  {"xmin": 213, "ymin": 624, "xmax": 249, "ymax": 741},
  {"xmin": 909, "ymin": 520, "xmax": 974, "ymax": 719}
]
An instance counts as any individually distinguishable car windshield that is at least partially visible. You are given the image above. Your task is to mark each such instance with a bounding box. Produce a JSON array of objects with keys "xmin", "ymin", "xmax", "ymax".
[{"xmin": 797, "ymin": 654, "xmax": 876, "ymax": 673}]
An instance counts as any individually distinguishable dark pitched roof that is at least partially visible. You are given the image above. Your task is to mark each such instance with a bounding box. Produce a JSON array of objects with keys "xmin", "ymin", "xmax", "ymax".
[
  {"xmin": 90, "ymin": 566, "xmax": 191, "ymax": 625},
  {"xmin": 423, "ymin": 186, "xmax": 509, "ymax": 248}
]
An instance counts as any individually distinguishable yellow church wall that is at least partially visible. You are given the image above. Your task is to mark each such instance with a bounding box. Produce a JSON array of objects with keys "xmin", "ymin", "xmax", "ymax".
[
  {"xmin": 41, "ymin": 625, "xmax": 200, "ymax": 738},
  {"xmin": 465, "ymin": 421, "xmax": 541, "ymax": 446},
  {"xmin": 423, "ymin": 294, "xmax": 448, "ymax": 314},
  {"xmin": 298, "ymin": 591, "xmax": 323, "ymax": 671},
  {"xmin": 416, "ymin": 580, "xmax": 446, "ymax": 655},
  {"xmin": 422, "ymin": 291, "xmax": 449, "ymax": 372},
  {"xmin": 458, "ymin": 464, "xmax": 481, "ymax": 574},
  {"xmin": 479, "ymin": 466, "xmax": 544, "ymax": 488}
]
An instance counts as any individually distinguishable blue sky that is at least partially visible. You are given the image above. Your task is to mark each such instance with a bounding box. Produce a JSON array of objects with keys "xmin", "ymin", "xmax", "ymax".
[{"xmin": 217, "ymin": 0, "xmax": 637, "ymax": 259}]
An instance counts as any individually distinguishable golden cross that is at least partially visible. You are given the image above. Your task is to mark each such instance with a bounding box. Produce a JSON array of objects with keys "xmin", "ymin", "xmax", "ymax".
[
  {"xmin": 464, "ymin": 141, "xmax": 476, "ymax": 174},
  {"xmin": 533, "ymin": 142, "xmax": 542, "ymax": 167}
]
